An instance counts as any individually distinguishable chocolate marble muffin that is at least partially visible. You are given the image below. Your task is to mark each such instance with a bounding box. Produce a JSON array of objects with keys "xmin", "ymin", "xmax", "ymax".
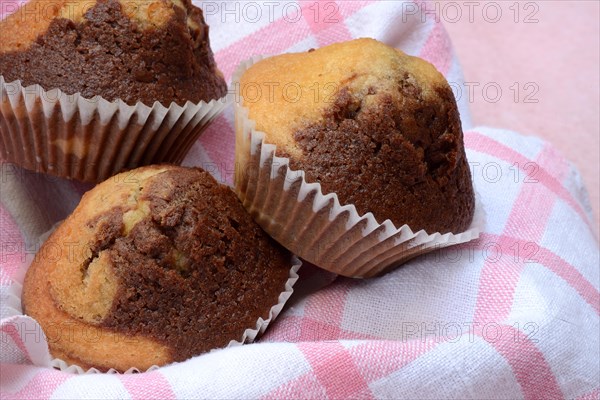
[
  {"xmin": 239, "ymin": 38, "xmax": 474, "ymax": 234},
  {"xmin": 0, "ymin": 0, "xmax": 227, "ymax": 105},
  {"xmin": 22, "ymin": 165, "xmax": 294, "ymax": 372},
  {"xmin": 0, "ymin": 0, "xmax": 229, "ymax": 182}
]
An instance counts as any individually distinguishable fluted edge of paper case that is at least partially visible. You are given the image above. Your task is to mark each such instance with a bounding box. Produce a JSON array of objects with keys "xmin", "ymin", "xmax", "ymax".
[{"xmin": 0, "ymin": 75, "xmax": 230, "ymax": 182}]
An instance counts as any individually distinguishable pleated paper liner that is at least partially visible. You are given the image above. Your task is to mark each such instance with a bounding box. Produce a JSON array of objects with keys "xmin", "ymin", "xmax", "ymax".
[
  {"xmin": 0, "ymin": 76, "xmax": 230, "ymax": 183},
  {"xmin": 4, "ymin": 222, "xmax": 301, "ymax": 374},
  {"xmin": 232, "ymin": 56, "xmax": 483, "ymax": 278}
]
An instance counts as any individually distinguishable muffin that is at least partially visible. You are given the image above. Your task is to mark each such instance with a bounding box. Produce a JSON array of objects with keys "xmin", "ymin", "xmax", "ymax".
[
  {"xmin": 0, "ymin": 0, "xmax": 228, "ymax": 182},
  {"xmin": 22, "ymin": 165, "xmax": 298, "ymax": 372},
  {"xmin": 234, "ymin": 38, "xmax": 478, "ymax": 277},
  {"xmin": 0, "ymin": 0, "xmax": 227, "ymax": 105}
]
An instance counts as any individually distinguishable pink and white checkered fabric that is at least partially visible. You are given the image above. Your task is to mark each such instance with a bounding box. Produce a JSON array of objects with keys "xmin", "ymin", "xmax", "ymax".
[{"xmin": 1, "ymin": 1, "xmax": 599, "ymax": 399}]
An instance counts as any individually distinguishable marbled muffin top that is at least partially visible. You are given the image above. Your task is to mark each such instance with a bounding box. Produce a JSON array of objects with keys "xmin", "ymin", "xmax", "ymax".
[
  {"xmin": 0, "ymin": 0, "xmax": 227, "ymax": 106},
  {"xmin": 240, "ymin": 38, "xmax": 475, "ymax": 234},
  {"xmin": 22, "ymin": 165, "xmax": 292, "ymax": 371}
]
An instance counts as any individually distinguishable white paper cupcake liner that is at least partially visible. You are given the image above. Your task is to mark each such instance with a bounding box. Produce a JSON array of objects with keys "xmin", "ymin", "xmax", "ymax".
[
  {"xmin": 2, "ymin": 221, "xmax": 301, "ymax": 374},
  {"xmin": 232, "ymin": 56, "xmax": 484, "ymax": 278},
  {"xmin": 0, "ymin": 76, "xmax": 230, "ymax": 182}
]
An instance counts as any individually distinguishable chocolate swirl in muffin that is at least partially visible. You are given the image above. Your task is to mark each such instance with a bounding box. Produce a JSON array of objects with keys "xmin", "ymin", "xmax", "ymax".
[
  {"xmin": 0, "ymin": 0, "xmax": 227, "ymax": 105},
  {"xmin": 240, "ymin": 38, "xmax": 475, "ymax": 234},
  {"xmin": 23, "ymin": 166, "xmax": 293, "ymax": 371}
]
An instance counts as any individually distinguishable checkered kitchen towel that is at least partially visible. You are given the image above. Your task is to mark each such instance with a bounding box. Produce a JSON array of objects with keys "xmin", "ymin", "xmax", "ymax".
[{"xmin": 1, "ymin": 1, "xmax": 599, "ymax": 399}]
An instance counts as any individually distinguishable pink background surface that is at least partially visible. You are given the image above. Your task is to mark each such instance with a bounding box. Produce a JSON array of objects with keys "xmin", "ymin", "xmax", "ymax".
[{"xmin": 444, "ymin": 0, "xmax": 600, "ymax": 231}]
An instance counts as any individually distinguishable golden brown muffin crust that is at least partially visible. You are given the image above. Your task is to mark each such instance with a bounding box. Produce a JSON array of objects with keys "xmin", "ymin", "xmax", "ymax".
[
  {"xmin": 240, "ymin": 39, "xmax": 475, "ymax": 233},
  {"xmin": 240, "ymin": 38, "xmax": 446, "ymax": 159},
  {"xmin": 23, "ymin": 165, "xmax": 293, "ymax": 371},
  {"xmin": 0, "ymin": 0, "xmax": 227, "ymax": 105},
  {"xmin": 0, "ymin": 0, "xmax": 181, "ymax": 53}
]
